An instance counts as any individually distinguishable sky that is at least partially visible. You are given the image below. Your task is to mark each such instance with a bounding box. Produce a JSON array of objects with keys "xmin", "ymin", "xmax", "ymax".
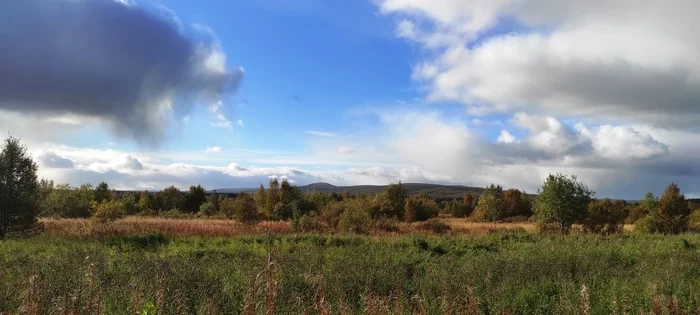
[{"xmin": 1, "ymin": 0, "xmax": 700, "ymax": 199}]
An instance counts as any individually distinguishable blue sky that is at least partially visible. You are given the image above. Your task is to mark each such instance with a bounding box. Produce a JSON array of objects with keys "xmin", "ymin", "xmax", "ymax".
[{"xmin": 2, "ymin": 0, "xmax": 700, "ymax": 199}]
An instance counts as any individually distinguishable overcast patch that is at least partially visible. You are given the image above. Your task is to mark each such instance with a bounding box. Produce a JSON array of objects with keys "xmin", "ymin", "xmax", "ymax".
[{"xmin": 0, "ymin": 0, "xmax": 243, "ymax": 145}]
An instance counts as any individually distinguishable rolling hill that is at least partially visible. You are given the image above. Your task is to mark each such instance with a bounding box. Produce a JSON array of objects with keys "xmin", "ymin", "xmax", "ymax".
[{"xmin": 212, "ymin": 182, "xmax": 491, "ymax": 200}]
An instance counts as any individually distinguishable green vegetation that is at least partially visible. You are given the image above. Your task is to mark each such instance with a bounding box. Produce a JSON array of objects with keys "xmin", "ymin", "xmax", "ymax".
[
  {"xmin": 534, "ymin": 174, "xmax": 594, "ymax": 233},
  {"xmin": 2, "ymin": 233, "xmax": 700, "ymax": 314},
  {"xmin": 0, "ymin": 136, "xmax": 40, "ymax": 238}
]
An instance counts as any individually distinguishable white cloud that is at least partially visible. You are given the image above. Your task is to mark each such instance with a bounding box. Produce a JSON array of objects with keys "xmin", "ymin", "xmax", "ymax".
[
  {"xmin": 305, "ymin": 130, "xmax": 338, "ymax": 137},
  {"xmin": 497, "ymin": 130, "xmax": 516, "ymax": 144},
  {"xmin": 379, "ymin": 0, "xmax": 700, "ymax": 128},
  {"xmin": 205, "ymin": 146, "xmax": 222, "ymax": 153}
]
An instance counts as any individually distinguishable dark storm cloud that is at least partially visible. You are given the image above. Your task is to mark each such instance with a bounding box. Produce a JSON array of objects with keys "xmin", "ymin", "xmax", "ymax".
[{"xmin": 0, "ymin": 0, "xmax": 243, "ymax": 144}]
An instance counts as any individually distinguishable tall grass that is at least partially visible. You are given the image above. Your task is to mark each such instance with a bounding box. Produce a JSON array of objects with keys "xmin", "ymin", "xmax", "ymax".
[
  {"xmin": 1, "ymin": 233, "xmax": 699, "ymax": 314},
  {"xmin": 40, "ymin": 217, "xmax": 614, "ymax": 237}
]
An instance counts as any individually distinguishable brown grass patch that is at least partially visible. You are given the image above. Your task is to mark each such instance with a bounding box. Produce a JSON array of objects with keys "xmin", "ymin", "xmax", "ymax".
[
  {"xmin": 40, "ymin": 217, "xmax": 636, "ymax": 237},
  {"xmin": 41, "ymin": 217, "xmax": 291, "ymax": 237}
]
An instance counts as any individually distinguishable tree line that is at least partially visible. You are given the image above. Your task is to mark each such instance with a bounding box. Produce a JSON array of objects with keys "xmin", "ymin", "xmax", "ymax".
[{"xmin": 0, "ymin": 136, "xmax": 698, "ymax": 237}]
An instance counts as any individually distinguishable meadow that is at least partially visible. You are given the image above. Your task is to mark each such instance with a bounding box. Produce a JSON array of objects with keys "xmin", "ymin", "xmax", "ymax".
[{"xmin": 2, "ymin": 219, "xmax": 699, "ymax": 314}]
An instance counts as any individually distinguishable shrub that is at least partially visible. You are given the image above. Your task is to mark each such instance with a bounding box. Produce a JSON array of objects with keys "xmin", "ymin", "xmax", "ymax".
[
  {"xmin": 625, "ymin": 204, "xmax": 647, "ymax": 224},
  {"xmin": 90, "ymin": 200, "xmax": 125, "ymax": 224},
  {"xmin": 230, "ymin": 193, "xmax": 260, "ymax": 225},
  {"xmin": 533, "ymin": 174, "xmax": 594, "ymax": 233},
  {"xmin": 159, "ymin": 208, "xmax": 189, "ymax": 219},
  {"xmin": 292, "ymin": 214, "xmax": 326, "ymax": 233},
  {"xmin": 414, "ymin": 219, "xmax": 451, "ymax": 235},
  {"xmin": 637, "ymin": 183, "xmax": 691, "ymax": 234},
  {"xmin": 413, "ymin": 196, "xmax": 440, "ymax": 222},
  {"xmin": 198, "ymin": 201, "xmax": 217, "ymax": 216},
  {"xmin": 582, "ymin": 199, "xmax": 627, "ymax": 234},
  {"xmin": 338, "ymin": 201, "xmax": 372, "ymax": 234},
  {"xmin": 689, "ymin": 208, "xmax": 700, "ymax": 232},
  {"xmin": 371, "ymin": 218, "xmax": 400, "ymax": 233},
  {"xmin": 319, "ymin": 201, "xmax": 344, "ymax": 230}
]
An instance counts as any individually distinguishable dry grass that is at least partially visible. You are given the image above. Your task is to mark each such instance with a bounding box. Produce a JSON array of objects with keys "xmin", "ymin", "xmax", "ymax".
[
  {"xmin": 41, "ymin": 217, "xmax": 291, "ymax": 237},
  {"xmin": 40, "ymin": 217, "xmax": 637, "ymax": 237},
  {"xmin": 442, "ymin": 218, "xmax": 537, "ymax": 234}
]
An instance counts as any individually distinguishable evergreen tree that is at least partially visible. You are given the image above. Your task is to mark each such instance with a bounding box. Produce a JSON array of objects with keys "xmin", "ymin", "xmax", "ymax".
[{"xmin": 0, "ymin": 136, "xmax": 40, "ymax": 237}]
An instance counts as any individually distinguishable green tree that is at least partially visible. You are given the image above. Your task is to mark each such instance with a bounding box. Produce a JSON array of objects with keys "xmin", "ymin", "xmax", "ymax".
[
  {"xmin": 404, "ymin": 198, "xmax": 417, "ymax": 223},
  {"xmin": 582, "ymin": 198, "xmax": 627, "ymax": 234},
  {"xmin": 90, "ymin": 199, "xmax": 125, "ymax": 224},
  {"xmin": 265, "ymin": 178, "xmax": 281, "ymax": 218},
  {"xmin": 373, "ymin": 182, "xmax": 407, "ymax": 219},
  {"xmin": 253, "ymin": 185, "xmax": 267, "ymax": 215},
  {"xmin": 222, "ymin": 193, "xmax": 259, "ymax": 225},
  {"xmin": 533, "ymin": 173, "xmax": 594, "ymax": 233},
  {"xmin": 503, "ymin": 189, "xmax": 531, "ymax": 217},
  {"xmin": 183, "ymin": 185, "xmax": 207, "ymax": 213},
  {"xmin": 449, "ymin": 199, "xmax": 465, "ymax": 218},
  {"xmin": 412, "ymin": 195, "xmax": 440, "ymax": 221},
  {"xmin": 338, "ymin": 198, "xmax": 373, "ymax": 234},
  {"xmin": 462, "ymin": 193, "xmax": 474, "ymax": 217},
  {"xmin": 637, "ymin": 183, "xmax": 691, "ymax": 234},
  {"xmin": 120, "ymin": 192, "xmax": 139, "ymax": 215},
  {"xmin": 0, "ymin": 136, "xmax": 40, "ymax": 237},
  {"xmin": 472, "ymin": 184, "xmax": 506, "ymax": 221},
  {"xmin": 136, "ymin": 191, "xmax": 152, "ymax": 213},
  {"xmin": 94, "ymin": 181, "xmax": 110, "ymax": 202},
  {"xmin": 206, "ymin": 191, "xmax": 223, "ymax": 213},
  {"xmin": 198, "ymin": 201, "xmax": 217, "ymax": 216},
  {"xmin": 160, "ymin": 186, "xmax": 183, "ymax": 211},
  {"xmin": 41, "ymin": 184, "xmax": 93, "ymax": 218},
  {"xmin": 278, "ymin": 179, "xmax": 302, "ymax": 219}
]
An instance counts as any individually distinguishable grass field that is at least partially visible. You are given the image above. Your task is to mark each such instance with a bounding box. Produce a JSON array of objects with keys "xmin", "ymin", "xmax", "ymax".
[{"xmin": 2, "ymin": 220, "xmax": 699, "ymax": 314}]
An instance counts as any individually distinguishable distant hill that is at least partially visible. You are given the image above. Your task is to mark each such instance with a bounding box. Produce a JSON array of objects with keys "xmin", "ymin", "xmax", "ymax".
[{"xmin": 213, "ymin": 182, "xmax": 492, "ymax": 201}]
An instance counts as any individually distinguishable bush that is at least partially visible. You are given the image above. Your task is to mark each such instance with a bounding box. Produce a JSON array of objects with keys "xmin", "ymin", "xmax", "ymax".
[
  {"xmin": 338, "ymin": 202, "xmax": 372, "ymax": 234},
  {"xmin": 198, "ymin": 201, "xmax": 217, "ymax": 216},
  {"xmin": 625, "ymin": 204, "xmax": 647, "ymax": 224},
  {"xmin": 371, "ymin": 218, "xmax": 400, "ymax": 233},
  {"xmin": 90, "ymin": 200, "xmax": 125, "ymax": 224},
  {"xmin": 689, "ymin": 209, "xmax": 700, "ymax": 232},
  {"xmin": 582, "ymin": 199, "xmax": 627, "ymax": 234},
  {"xmin": 292, "ymin": 214, "xmax": 326, "ymax": 233},
  {"xmin": 414, "ymin": 219, "xmax": 451, "ymax": 235},
  {"xmin": 319, "ymin": 201, "xmax": 344, "ymax": 230},
  {"xmin": 229, "ymin": 193, "xmax": 260, "ymax": 225},
  {"xmin": 159, "ymin": 208, "xmax": 190, "ymax": 219},
  {"xmin": 533, "ymin": 174, "xmax": 594, "ymax": 233}
]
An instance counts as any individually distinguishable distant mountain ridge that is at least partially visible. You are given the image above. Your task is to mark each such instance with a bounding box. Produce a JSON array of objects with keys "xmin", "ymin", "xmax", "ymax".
[{"xmin": 212, "ymin": 182, "xmax": 491, "ymax": 200}]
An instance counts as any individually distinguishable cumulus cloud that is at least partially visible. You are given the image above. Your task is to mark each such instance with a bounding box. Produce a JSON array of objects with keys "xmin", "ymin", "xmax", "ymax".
[
  {"xmin": 205, "ymin": 146, "xmax": 222, "ymax": 153},
  {"xmin": 497, "ymin": 130, "xmax": 516, "ymax": 144},
  {"xmin": 0, "ymin": 0, "xmax": 243, "ymax": 145},
  {"xmin": 379, "ymin": 0, "xmax": 700, "ymax": 128},
  {"xmin": 37, "ymin": 151, "xmax": 75, "ymax": 169}
]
